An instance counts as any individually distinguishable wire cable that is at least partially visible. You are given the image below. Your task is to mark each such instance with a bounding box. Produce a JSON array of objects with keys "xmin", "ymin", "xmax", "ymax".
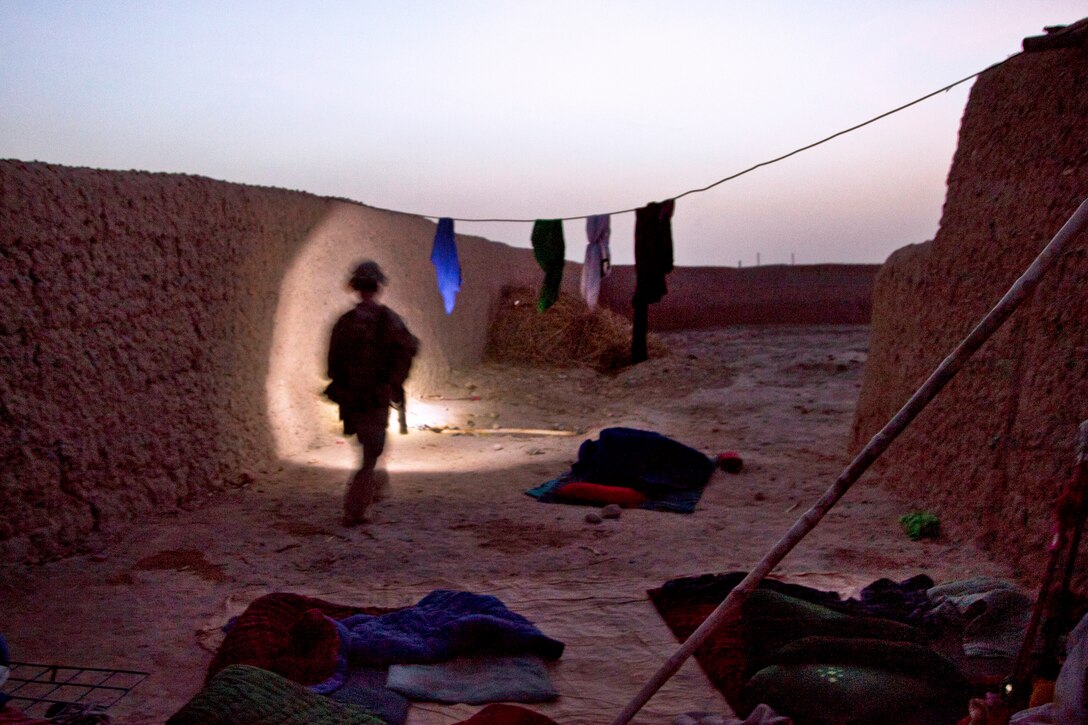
[{"xmin": 367, "ymin": 58, "xmax": 1010, "ymax": 224}]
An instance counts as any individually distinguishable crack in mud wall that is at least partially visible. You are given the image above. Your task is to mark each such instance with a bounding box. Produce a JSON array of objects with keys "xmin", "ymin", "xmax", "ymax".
[{"xmin": 850, "ymin": 45, "xmax": 1088, "ymax": 582}]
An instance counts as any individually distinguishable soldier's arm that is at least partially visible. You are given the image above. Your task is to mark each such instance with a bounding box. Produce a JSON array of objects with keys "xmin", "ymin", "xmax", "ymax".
[{"xmin": 387, "ymin": 310, "xmax": 420, "ymax": 358}]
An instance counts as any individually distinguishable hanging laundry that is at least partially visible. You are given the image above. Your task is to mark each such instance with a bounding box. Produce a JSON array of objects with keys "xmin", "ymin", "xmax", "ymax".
[
  {"xmin": 631, "ymin": 200, "xmax": 675, "ymax": 362},
  {"xmin": 430, "ymin": 217, "xmax": 461, "ymax": 315},
  {"xmin": 580, "ymin": 214, "xmax": 611, "ymax": 310},
  {"xmin": 531, "ymin": 219, "xmax": 565, "ymax": 312},
  {"xmin": 633, "ymin": 200, "xmax": 675, "ymax": 305}
]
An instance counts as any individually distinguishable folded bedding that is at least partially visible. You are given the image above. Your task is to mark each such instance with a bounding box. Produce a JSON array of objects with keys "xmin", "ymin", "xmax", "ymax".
[
  {"xmin": 206, "ymin": 589, "xmax": 565, "ymax": 714},
  {"xmin": 387, "ymin": 655, "xmax": 558, "ymax": 704},
  {"xmin": 527, "ymin": 427, "xmax": 716, "ymax": 513},
  {"xmin": 327, "ymin": 590, "xmax": 565, "ymax": 668},
  {"xmin": 328, "ymin": 667, "xmax": 409, "ymax": 725}
]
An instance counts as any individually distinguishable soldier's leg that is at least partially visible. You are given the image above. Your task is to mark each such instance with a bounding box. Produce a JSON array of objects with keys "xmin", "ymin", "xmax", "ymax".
[
  {"xmin": 372, "ymin": 467, "xmax": 390, "ymax": 503},
  {"xmin": 343, "ymin": 411, "xmax": 388, "ymax": 525}
]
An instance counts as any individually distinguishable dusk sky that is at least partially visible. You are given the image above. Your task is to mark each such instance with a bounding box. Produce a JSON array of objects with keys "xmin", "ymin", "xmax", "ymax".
[{"xmin": 1, "ymin": 1, "xmax": 1083, "ymax": 266}]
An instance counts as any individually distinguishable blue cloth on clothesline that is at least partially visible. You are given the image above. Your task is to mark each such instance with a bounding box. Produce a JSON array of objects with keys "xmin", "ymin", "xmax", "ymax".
[{"xmin": 430, "ymin": 217, "xmax": 461, "ymax": 315}]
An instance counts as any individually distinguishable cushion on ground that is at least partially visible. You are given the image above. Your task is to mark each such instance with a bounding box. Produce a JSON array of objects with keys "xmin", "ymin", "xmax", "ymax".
[
  {"xmin": 553, "ymin": 481, "xmax": 649, "ymax": 508},
  {"xmin": 741, "ymin": 663, "xmax": 959, "ymax": 724},
  {"xmin": 167, "ymin": 665, "xmax": 384, "ymax": 725},
  {"xmin": 453, "ymin": 703, "xmax": 558, "ymax": 725}
]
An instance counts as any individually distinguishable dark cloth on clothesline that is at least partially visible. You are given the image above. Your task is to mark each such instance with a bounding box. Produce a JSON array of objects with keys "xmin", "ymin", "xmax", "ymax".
[
  {"xmin": 531, "ymin": 219, "xmax": 565, "ymax": 312},
  {"xmin": 633, "ymin": 199, "xmax": 675, "ymax": 305}
]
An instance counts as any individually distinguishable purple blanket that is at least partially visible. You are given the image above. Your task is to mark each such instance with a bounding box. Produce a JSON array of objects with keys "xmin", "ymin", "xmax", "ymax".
[{"xmin": 321, "ymin": 590, "xmax": 564, "ymax": 683}]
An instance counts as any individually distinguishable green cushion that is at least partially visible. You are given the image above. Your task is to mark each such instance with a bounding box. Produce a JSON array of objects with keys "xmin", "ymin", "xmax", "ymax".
[{"xmin": 167, "ymin": 665, "xmax": 385, "ymax": 725}]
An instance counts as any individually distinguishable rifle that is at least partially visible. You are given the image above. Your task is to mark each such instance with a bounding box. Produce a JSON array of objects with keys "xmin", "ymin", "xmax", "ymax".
[{"xmin": 393, "ymin": 386, "xmax": 408, "ymax": 435}]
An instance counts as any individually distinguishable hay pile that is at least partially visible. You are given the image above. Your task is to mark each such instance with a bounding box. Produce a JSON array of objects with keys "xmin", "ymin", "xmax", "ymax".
[{"xmin": 485, "ymin": 287, "xmax": 667, "ymax": 373}]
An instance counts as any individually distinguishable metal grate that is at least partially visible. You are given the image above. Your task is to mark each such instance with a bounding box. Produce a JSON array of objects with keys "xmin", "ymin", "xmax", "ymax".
[{"xmin": 2, "ymin": 662, "xmax": 148, "ymax": 718}]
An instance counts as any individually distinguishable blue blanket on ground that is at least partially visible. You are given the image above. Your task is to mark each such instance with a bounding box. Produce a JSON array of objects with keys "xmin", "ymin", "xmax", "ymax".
[
  {"xmin": 526, "ymin": 427, "xmax": 716, "ymax": 513},
  {"xmin": 324, "ymin": 590, "xmax": 564, "ymax": 673}
]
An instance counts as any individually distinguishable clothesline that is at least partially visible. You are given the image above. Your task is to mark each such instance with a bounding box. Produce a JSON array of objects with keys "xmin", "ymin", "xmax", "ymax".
[
  {"xmin": 421, "ymin": 55, "xmax": 1010, "ymax": 351},
  {"xmin": 369, "ymin": 58, "xmax": 1008, "ymax": 224}
]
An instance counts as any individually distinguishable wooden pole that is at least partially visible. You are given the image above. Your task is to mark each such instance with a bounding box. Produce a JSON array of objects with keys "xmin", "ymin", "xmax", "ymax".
[
  {"xmin": 1011, "ymin": 420, "xmax": 1088, "ymax": 702},
  {"xmin": 438, "ymin": 427, "xmax": 577, "ymax": 437},
  {"xmin": 1057, "ymin": 421, "xmax": 1088, "ymax": 597},
  {"xmin": 612, "ymin": 197, "xmax": 1088, "ymax": 725},
  {"xmin": 632, "ymin": 300, "xmax": 649, "ymax": 364}
]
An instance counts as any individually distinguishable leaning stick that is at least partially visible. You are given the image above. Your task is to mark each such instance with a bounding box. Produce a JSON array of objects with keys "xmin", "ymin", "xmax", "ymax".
[
  {"xmin": 438, "ymin": 427, "xmax": 578, "ymax": 437},
  {"xmin": 1011, "ymin": 420, "xmax": 1088, "ymax": 700},
  {"xmin": 612, "ymin": 197, "xmax": 1088, "ymax": 725}
]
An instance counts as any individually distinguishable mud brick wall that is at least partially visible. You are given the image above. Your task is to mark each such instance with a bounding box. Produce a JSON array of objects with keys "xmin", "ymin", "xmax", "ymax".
[
  {"xmin": 850, "ymin": 45, "xmax": 1088, "ymax": 582},
  {"xmin": 599, "ymin": 263, "xmax": 878, "ymax": 329},
  {"xmin": 0, "ymin": 161, "xmax": 557, "ymax": 561},
  {"xmin": 1, "ymin": 158, "xmax": 879, "ymax": 563}
]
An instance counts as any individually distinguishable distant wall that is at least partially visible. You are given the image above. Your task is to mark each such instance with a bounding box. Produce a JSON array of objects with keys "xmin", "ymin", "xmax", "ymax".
[
  {"xmin": 850, "ymin": 42, "xmax": 1088, "ymax": 581},
  {"xmin": 598, "ymin": 263, "xmax": 878, "ymax": 329}
]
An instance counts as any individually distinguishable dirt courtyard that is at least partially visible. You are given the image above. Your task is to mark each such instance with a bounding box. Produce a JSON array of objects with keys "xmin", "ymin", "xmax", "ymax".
[{"xmin": 0, "ymin": 325, "xmax": 1022, "ymax": 724}]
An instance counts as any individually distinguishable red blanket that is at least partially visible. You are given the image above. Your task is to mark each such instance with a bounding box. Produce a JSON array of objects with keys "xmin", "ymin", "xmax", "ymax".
[
  {"xmin": 207, "ymin": 593, "xmax": 394, "ymax": 686},
  {"xmin": 0, "ymin": 706, "xmax": 50, "ymax": 724},
  {"xmin": 454, "ymin": 703, "xmax": 556, "ymax": 725}
]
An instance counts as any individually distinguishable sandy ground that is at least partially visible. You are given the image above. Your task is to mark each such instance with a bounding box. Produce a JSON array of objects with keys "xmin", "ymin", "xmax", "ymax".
[{"xmin": 0, "ymin": 325, "xmax": 1022, "ymax": 724}]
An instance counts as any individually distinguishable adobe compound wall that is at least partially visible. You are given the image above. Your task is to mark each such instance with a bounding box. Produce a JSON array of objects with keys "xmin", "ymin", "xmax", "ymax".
[
  {"xmin": 1, "ymin": 160, "xmax": 875, "ymax": 563},
  {"xmin": 599, "ymin": 263, "xmax": 877, "ymax": 329},
  {"xmin": 0, "ymin": 161, "xmax": 571, "ymax": 562},
  {"xmin": 850, "ymin": 42, "xmax": 1088, "ymax": 581}
]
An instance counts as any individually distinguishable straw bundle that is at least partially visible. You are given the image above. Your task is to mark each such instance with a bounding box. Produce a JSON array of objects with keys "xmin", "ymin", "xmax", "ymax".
[{"xmin": 485, "ymin": 287, "xmax": 666, "ymax": 373}]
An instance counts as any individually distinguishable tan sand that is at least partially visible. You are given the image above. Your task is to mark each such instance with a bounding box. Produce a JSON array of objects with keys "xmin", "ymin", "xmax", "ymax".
[{"xmin": 0, "ymin": 325, "xmax": 1022, "ymax": 724}]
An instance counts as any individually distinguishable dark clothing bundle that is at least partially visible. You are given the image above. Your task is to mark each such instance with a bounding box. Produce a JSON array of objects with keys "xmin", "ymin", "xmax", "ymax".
[
  {"xmin": 526, "ymin": 427, "xmax": 716, "ymax": 514},
  {"xmin": 569, "ymin": 427, "xmax": 715, "ymax": 500},
  {"xmin": 530, "ymin": 220, "xmax": 565, "ymax": 312},
  {"xmin": 631, "ymin": 199, "xmax": 675, "ymax": 361},
  {"xmin": 325, "ymin": 299, "xmax": 419, "ymax": 435},
  {"xmin": 633, "ymin": 199, "xmax": 675, "ymax": 305}
]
